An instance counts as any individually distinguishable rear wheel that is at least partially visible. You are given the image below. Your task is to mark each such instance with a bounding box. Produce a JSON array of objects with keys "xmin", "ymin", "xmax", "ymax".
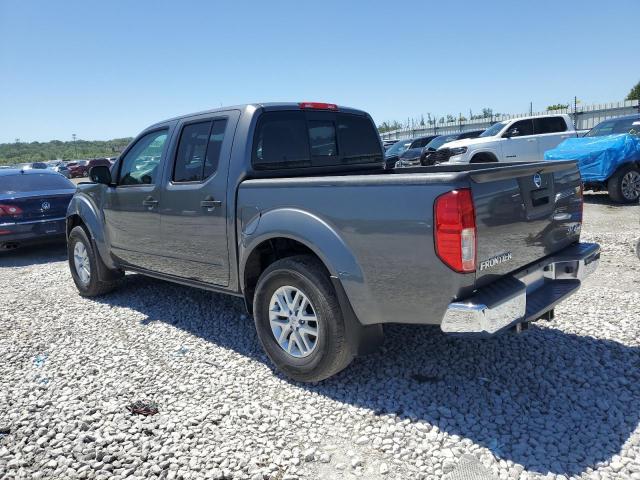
[
  {"xmin": 253, "ymin": 255, "xmax": 355, "ymax": 382},
  {"xmin": 607, "ymin": 165, "xmax": 640, "ymax": 203},
  {"xmin": 68, "ymin": 226, "xmax": 121, "ymax": 296}
]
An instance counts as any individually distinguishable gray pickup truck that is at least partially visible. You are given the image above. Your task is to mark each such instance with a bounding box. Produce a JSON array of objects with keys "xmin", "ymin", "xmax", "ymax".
[{"xmin": 66, "ymin": 102, "xmax": 600, "ymax": 382}]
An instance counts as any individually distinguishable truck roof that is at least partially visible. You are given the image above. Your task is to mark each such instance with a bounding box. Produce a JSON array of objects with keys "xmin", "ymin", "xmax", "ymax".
[{"xmin": 149, "ymin": 102, "xmax": 369, "ymax": 129}]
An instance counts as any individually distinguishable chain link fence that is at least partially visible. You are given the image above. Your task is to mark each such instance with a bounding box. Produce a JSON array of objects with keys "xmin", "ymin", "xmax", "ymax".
[{"xmin": 379, "ymin": 99, "xmax": 640, "ymax": 140}]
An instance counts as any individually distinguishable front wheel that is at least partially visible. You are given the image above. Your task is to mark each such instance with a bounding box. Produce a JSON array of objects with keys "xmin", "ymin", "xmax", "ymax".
[
  {"xmin": 68, "ymin": 226, "xmax": 121, "ymax": 297},
  {"xmin": 253, "ymin": 255, "xmax": 355, "ymax": 382},
  {"xmin": 608, "ymin": 165, "xmax": 640, "ymax": 203}
]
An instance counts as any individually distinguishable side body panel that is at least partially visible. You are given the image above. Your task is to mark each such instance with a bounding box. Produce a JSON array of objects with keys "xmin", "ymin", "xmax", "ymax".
[{"xmin": 237, "ymin": 173, "xmax": 475, "ymax": 326}]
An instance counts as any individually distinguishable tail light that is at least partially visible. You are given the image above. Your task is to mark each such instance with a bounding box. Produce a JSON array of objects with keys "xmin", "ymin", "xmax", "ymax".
[
  {"xmin": 0, "ymin": 204, "xmax": 23, "ymax": 217},
  {"xmin": 298, "ymin": 102, "xmax": 338, "ymax": 110},
  {"xmin": 434, "ymin": 189, "xmax": 476, "ymax": 273}
]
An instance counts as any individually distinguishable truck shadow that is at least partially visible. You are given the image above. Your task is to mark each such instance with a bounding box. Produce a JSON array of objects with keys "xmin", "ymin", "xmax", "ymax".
[
  {"xmin": 0, "ymin": 241, "xmax": 67, "ymax": 268},
  {"xmin": 96, "ymin": 273, "xmax": 639, "ymax": 477}
]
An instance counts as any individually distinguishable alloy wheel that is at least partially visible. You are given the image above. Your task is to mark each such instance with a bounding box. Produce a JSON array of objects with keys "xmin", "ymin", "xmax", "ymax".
[
  {"xmin": 621, "ymin": 170, "xmax": 640, "ymax": 200},
  {"xmin": 268, "ymin": 286, "xmax": 319, "ymax": 358},
  {"xmin": 73, "ymin": 241, "xmax": 91, "ymax": 286}
]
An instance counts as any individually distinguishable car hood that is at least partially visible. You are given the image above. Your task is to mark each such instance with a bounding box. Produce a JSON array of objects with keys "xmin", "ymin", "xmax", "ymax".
[{"xmin": 437, "ymin": 136, "xmax": 497, "ymax": 150}]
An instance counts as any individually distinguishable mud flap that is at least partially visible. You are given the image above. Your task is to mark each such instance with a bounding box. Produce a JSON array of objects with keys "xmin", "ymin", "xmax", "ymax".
[{"xmin": 330, "ymin": 276, "xmax": 384, "ymax": 356}]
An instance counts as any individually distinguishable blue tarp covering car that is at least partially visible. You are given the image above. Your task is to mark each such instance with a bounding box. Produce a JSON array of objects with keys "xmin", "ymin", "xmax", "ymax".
[{"xmin": 544, "ymin": 114, "xmax": 640, "ymax": 203}]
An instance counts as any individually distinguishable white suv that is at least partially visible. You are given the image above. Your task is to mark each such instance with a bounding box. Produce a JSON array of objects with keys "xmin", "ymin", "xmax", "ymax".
[{"xmin": 438, "ymin": 114, "xmax": 577, "ymax": 164}]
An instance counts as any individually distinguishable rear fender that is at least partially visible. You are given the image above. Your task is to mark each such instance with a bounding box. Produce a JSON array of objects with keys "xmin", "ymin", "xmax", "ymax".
[{"xmin": 239, "ymin": 208, "xmax": 369, "ymax": 319}]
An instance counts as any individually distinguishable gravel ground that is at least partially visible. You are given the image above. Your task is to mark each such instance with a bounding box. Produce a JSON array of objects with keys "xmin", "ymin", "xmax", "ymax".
[{"xmin": 1, "ymin": 194, "xmax": 639, "ymax": 480}]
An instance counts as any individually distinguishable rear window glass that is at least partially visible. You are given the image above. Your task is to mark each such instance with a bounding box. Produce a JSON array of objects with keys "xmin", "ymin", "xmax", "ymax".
[
  {"xmin": 0, "ymin": 173, "xmax": 75, "ymax": 194},
  {"xmin": 337, "ymin": 114, "xmax": 383, "ymax": 162},
  {"xmin": 254, "ymin": 112, "xmax": 310, "ymax": 168},
  {"xmin": 252, "ymin": 111, "xmax": 382, "ymax": 169},
  {"xmin": 309, "ymin": 121, "xmax": 337, "ymax": 157}
]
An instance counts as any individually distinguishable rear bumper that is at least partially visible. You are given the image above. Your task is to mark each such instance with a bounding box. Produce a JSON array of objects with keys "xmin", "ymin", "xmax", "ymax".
[
  {"xmin": 0, "ymin": 217, "xmax": 66, "ymax": 246},
  {"xmin": 441, "ymin": 242, "xmax": 600, "ymax": 334}
]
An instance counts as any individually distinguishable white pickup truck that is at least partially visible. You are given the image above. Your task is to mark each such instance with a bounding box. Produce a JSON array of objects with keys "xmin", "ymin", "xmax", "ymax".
[{"xmin": 432, "ymin": 114, "xmax": 578, "ymax": 164}]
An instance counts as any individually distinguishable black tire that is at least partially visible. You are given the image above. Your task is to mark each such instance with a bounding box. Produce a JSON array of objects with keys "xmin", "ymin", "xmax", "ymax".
[
  {"xmin": 68, "ymin": 226, "xmax": 121, "ymax": 297},
  {"xmin": 253, "ymin": 255, "xmax": 355, "ymax": 382},
  {"xmin": 607, "ymin": 164, "xmax": 640, "ymax": 204}
]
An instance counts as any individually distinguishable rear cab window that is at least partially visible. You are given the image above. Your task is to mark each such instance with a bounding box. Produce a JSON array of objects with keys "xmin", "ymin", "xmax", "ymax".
[
  {"xmin": 173, "ymin": 118, "xmax": 229, "ymax": 182},
  {"xmin": 252, "ymin": 110, "xmax": 382, "ymax": 170}
]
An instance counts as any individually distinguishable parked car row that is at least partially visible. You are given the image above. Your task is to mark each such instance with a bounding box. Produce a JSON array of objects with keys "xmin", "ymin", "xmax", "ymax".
[{"xmin": 384, "ymin": 113, "xmax": 640, "ymax": 202}]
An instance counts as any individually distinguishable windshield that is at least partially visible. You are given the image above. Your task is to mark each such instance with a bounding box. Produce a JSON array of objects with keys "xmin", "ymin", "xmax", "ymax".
[
  {"xmin": 586, "ymin": 117, "xmax": 640, "ymax": 137},
  {"xmin": 425, "ymin": 135, "xmax": 458, "ymax": 151},
  {"xmin": 384, "ymin": 140, "xmax": 412, "ymax": 157},
  {"xmin": 479, "ymin": 121, "xmax": 507, "ymax": 137}
]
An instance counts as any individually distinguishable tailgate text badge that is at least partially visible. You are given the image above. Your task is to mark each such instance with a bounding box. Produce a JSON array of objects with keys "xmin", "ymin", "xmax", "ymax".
[{"xmin": 479, "ymin": 252, "xmax": 513, "ymax": 271}]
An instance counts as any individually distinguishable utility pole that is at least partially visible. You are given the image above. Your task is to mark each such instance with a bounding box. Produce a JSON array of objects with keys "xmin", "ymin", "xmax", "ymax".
[
  {"xmin": 530, "ymin": 102, "xmax": 533, "ymax": 115},
  {"xmin": 72, "ymin": 134, "xmax": 77, "ymax": 159}
]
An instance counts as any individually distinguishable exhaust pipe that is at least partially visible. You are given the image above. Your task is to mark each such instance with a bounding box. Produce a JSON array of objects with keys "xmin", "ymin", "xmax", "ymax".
[{"xmin": 512, "ymin": 321, "xmax": 530, "ymax": 334}]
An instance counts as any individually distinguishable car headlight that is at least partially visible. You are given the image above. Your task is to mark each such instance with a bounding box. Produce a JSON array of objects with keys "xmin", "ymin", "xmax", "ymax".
[{"xmin": 449, "ymin": 147, "xmax": 467, "ymax": 155}]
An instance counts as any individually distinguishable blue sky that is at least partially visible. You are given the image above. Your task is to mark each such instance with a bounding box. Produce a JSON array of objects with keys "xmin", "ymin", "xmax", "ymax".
[{"xmin": 1, "ymin": 0, "xmax": 638, "ymax": 143}]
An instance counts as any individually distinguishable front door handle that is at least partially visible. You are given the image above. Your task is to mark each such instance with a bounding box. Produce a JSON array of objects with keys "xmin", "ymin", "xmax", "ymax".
[
  {"xmin": 201, "ymin": 197, "xmax": 222, "ymax": 211},
  {"xmin": 142, "ymin": 196, "xmax": 159, "ymax": 209}
]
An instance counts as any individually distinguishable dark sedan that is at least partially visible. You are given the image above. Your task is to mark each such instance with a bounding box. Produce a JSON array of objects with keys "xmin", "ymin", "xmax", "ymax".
[{"xmin": 0, "ymin": 168, "xmax": 76, "ymax": 250}]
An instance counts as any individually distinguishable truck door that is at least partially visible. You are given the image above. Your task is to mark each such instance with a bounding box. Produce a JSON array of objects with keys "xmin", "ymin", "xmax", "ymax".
[
  {"xmin": 156, "ymin": 111, "xmax": 239, "ymax": 286},
  {"xmin": 103, "ymin": 128, "xmax": 170, "ymax": 268},
  {"xmin": 500, "ymin": 119, "xmax": 538, "ymax": 162},
  {"xmin": 534, "ymin": 116, "xmax": 574, "ymax": 156}
]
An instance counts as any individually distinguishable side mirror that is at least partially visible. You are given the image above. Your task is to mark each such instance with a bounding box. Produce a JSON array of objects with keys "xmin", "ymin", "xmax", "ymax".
[
  {"xmin": 89, "ymin": 165, "xmax": 112, "ymax": 185},
  {"xmin": 505, "ymin": 128, "xmax": 520, "ymax": 138}
]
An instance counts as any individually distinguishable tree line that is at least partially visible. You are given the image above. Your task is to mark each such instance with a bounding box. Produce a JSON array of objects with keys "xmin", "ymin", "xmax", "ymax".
[{"xmin": 0, "ymin": 138, "xmax": 133, "ymax": 165}]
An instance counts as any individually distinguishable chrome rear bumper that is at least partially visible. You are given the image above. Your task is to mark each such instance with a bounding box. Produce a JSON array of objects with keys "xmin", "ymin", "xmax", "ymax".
[{"xmin": 441, "ymin": 242, "xmax": 600, "ymax": 334}]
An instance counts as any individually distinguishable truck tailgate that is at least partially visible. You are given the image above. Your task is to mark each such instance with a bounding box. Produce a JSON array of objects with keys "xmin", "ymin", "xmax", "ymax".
[{"xmin": 470, "ymin": 161, "xmax": 583, "ymax": 288}]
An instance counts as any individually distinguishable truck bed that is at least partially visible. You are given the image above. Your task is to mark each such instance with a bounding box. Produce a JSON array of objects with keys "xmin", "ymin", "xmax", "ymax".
[{"xmin": 237, "ymin": 160, "xmax": 583, "ymax": 327}]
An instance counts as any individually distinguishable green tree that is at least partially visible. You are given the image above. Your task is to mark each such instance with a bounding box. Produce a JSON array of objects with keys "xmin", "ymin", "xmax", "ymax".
[
  {"xmin": 0, "ymin": 137, "xmax": 133, "ymax": 165},
  {"xmin": 627, "ymin": 80, "xmax": 640, "ymax": 101},
  {"xmin": 547, "ymin": 103, "xmax": 569, "ymax": 111}
]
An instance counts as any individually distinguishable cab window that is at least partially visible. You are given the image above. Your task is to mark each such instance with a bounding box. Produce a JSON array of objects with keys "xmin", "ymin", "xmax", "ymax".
[
  {"xmin": 506, "ymin": 119, "xmax": 534, "ymax": 137},
  {"xmin": 534, "ymin": 117, "xmax": 567, "ymax": 134},
  {"xmin": 173, "ymin": 119, "xmax": 228, "ymax": 182},
  {"xmin": 118, "ymin": 129, "xmax": 168, "ymax": 186}
]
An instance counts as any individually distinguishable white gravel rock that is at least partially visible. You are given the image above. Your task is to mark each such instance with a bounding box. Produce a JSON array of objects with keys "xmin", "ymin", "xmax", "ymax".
[{"xmin": 0, "ymin": 199, "xmax": 639, "ymax": 480}]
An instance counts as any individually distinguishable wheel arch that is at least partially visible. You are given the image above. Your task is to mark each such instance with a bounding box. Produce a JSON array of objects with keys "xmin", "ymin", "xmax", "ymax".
[
  {"xmin": 239, "ymin": 208, "xmax": 364, "ymax": 314},
  {"xmin": 66, "ymin": 194, "xmax": 117, "ymax": 269},
  {"xmin": 470, "ymin": 151, "xmax": 499, "ymax": 163}
]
